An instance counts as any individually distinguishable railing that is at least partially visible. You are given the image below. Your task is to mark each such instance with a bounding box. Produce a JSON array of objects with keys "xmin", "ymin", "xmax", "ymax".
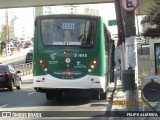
[
  {"xmin": 137, "ymin": 43, "xmax": 150, "ymax": 55},
  {"xmin": 14, "ymin": 62, "xmax": 33, "ymax": 76}
]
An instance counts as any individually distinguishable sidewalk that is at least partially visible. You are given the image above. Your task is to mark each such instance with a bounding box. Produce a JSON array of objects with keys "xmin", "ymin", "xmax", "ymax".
[
  {"xmin": 21, "ymin": 74, "xmax": 33, "ymax": 80},
  {"xmin": 109, "ymin": 78, "xmax": 160, "ymax": 120}
]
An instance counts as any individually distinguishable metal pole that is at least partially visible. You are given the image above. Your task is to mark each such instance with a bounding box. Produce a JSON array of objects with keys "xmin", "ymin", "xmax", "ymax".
[
  {"xmin": 114, "ymin": 0, "xmax": 139, "ymax": 111},
  {"xmin": 124, "ymin": 10, "xmax": 139, "ymax": 111},
  {"xmin": 5, "ymin": 9, "xmax": 9, "ymax": 56},
  {"xmin": 114, "ymin": 0, "xmax": 126, "ymax": 71}
]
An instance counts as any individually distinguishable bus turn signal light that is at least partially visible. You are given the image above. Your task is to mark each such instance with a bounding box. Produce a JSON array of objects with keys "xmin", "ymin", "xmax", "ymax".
[
  {"xmin": 39, "ymin": 60, "xmax": 44, "ymax": 64},
  {"xmin": 91, "ymin": 65, "xmax": 95, "ymax": 69},
  {"xmin": 70, "ymin": 51, "xmax": 73, "ymax": 54},
  {"xmin": 90, "ymin": 59, "xmax": 97, "ymax": 69},
  {"xmin": 39, "ymin": 59, "xmax": 45, "ymax": 68},
  {"xmin": 41, "ymin": 64, "xmax": 45, "ymax": 68},
  {"xmin": 93, "ymin": 60, "xmax": 97, "ymax": 64}
]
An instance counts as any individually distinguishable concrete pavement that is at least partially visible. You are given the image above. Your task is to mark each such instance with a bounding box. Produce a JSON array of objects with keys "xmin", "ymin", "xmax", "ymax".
[
  {"xmin": 21, "ymin": 74, "xmax": 33, "ymax": 81},
  {"xmin": 109, "ymin": 77, "xmax": 160, "ymax": 120}
]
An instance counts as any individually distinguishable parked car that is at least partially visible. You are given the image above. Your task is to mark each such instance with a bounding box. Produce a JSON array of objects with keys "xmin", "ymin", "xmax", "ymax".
[
  {"xmin": 0, "ymin": 65, "xmax": 21, "ymax": 91},
  {"xmin": 24, "ymin": 40, "xmax": 33, "ymax": 49},
  {"xmin": 114, "ymin": 66, "xmax": 121, "ymax": 74},
  {"xmin": 25, "ymin": 49, "xmax": 33, "ymax": 63}
]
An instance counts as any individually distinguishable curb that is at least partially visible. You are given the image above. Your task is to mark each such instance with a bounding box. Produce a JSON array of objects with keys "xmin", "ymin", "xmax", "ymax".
[{"xmin": 21, "ymin": 74, "xmax": 33, "ymax": 80}]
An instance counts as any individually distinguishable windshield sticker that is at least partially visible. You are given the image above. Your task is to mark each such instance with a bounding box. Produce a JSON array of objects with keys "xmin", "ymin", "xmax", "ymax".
[
  {"xmin": 68, "ymin": 42, "xmax": 81, "ymax": 45},
  {"xmin": 52, "ymin": 42, "xmax": 81, "ymax": 45},
  {"xmin": 62, "ymin": 23, "xmax": 75, "ymax": 29},
  {"xmin": 53, "ymin": 42, "xmax": 63, "ymax": 45}
]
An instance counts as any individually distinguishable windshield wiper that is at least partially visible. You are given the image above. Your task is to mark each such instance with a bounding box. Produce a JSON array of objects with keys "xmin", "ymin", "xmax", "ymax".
[{"xmin": 78, "ymin": 33, "xmax": 86, "ymax": 41}]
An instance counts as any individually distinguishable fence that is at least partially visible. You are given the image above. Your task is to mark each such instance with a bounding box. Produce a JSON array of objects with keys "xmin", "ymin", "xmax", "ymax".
[
  {"xmin": 14, "ymin": 62, "xmax": 33, "ymax": 76},
  {"xmin": 137, "ymin": 43, "xmax": 150, "ymax": 55}
]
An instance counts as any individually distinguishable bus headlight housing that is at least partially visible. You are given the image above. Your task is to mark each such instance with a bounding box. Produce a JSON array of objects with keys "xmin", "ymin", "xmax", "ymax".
[
  {"xmin": 90, "ymin": 59, "xmax": 97, "ymax": 70},
  {"xmin": 39, "ymin": 59, "xmax": 46, "ymax": 68}
]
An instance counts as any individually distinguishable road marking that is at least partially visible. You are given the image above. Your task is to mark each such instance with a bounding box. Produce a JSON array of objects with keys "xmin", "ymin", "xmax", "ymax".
[
  {"xmin": 0, "ymin": 104, "xmax": 8, "ymax": 108},
  {"xmin": 27, "ymin": 92, "xmax": 35, "ymax": 95}
]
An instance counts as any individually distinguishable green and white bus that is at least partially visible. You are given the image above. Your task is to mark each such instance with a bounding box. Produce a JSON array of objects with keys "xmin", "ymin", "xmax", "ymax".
[{"xmin": 33, "ymin": 14, "xmax": 115, "ymax": 100}]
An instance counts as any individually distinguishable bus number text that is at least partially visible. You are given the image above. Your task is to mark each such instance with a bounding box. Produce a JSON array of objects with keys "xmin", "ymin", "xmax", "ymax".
[{"xmin": 74, "ymin": 54, "xmax": 87, "ymax": 58}]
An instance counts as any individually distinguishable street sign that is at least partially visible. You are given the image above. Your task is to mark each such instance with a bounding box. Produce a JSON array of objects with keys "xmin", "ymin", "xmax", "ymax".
[
  {"xmin": 108, "ymin": 19, "xmax": 117, "ymax": 26},
  {"xmin": 120, "ymin": 0, "xmax": 139, "ymax": 12}
]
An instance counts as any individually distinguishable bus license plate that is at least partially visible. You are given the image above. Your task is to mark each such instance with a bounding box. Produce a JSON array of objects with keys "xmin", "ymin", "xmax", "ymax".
[{"xmin": 62, "ymin": 71, "xmax": 74, "ymax": 75}]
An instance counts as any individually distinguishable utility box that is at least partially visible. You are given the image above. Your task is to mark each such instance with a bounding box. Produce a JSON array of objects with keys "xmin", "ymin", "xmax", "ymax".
[{"xmin": 122, "ymin": 70, "xmax": 135, "ymax": 91}]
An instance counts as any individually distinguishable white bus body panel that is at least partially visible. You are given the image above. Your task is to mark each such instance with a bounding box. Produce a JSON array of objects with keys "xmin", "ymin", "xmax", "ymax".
[{"xmin": 33, "ymin": 74, "xmax": 106, "ymax": 92}]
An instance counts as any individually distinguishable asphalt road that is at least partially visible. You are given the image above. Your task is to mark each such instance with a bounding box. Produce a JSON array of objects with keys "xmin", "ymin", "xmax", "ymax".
[
  {"xmin": 1, "ymin": 55, "xmax": 26, "ymax": 65},
  {"xmin": 0, "ymin": 77, "xmax": 116, "ymax": 120}
]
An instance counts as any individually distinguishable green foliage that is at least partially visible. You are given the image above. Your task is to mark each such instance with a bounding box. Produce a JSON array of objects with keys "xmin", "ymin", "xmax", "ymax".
[
  {"xmin": 139, "ymin": 69, "xmax": 150, "ymax": 78},
  {"xmin": 0, "ymin": 25, "xmax": 7, "ymax": 41},
  {"xmin": 145, "ymin": 0, "xmax": 160, "ymax": 28},
  {"xmin": 0, "ymin": 41, "xmax": 6, "ymax": 51}
]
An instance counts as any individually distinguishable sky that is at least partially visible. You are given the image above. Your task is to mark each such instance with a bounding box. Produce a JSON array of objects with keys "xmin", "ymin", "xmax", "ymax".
[
  {"xmin": 0, "ymin": 3, "xmax": 118, "ymax": 36},
  {"xmin": 0, "ymin": 7, "xmax": 34, "ymax": 26}
]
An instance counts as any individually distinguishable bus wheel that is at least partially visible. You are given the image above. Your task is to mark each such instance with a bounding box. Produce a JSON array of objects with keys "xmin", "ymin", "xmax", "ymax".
[
  {"xmin": 46, "ymin": 92, "xmax": 54, "ymax": 100},
  {"xmin": 100, "ymin": 92, "xmax": 107, "ymax": 100},
  {"xmin": 55, "ymin": 91, "xmax": 62, "ymax": 100},
  {"xmin": 91, "ymin": 91, "xmax": 99, "ymax": 100}
]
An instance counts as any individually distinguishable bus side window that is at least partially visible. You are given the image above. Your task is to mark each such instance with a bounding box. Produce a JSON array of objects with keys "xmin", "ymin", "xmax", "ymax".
[
  {"xmin": 42, "ymin": 24, "xmax": 52, "ymax": 45},
  {"xmin": 42, "ymin": 20, "xmax": 58, "ymax": 45},
  {"xmin": 104, "ymin": 25, "xmax": 109, "ymax": 54}
]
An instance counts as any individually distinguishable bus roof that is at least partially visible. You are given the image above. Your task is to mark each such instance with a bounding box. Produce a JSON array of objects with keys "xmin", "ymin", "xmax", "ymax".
[{"xmin": 35, "ymin": 14, "xmax": 100, "ymax": 20}]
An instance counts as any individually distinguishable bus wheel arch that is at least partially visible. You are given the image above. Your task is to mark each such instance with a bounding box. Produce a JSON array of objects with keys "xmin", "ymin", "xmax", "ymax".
[
  {"xmin": 46, "ymin": 91, "xmax": 54, "ymax": 100},
  {"xmin": 100, "ymin": 91, "xmax": 107, "ymax": 100},
  {"xmin": 91, "ymin": 90, "xmax": 100, "ymax": 100}
]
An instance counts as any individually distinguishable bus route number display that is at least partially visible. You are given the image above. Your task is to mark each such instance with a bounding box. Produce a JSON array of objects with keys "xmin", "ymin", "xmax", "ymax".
[{"xmin": 62, "ymin": 23, "xmax": 75, "ymax": 29}]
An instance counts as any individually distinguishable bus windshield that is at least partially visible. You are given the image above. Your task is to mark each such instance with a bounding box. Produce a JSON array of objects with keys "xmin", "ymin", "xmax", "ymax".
[{"xmin": 41, "ymin": 18, "xmax": 96, "ymax": 47}]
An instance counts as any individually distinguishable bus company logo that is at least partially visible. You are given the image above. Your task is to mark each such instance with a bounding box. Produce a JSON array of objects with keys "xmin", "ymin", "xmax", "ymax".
[
  {"xmin": 77, "ymin": 61, "xmax": 81, "ymax": 65},
  {"xmin": 65, "ymin": 58, "xmax": 71, "ymax": 63},
  {"xmin": 50, "ymin": 53, "xmax": 55, "ymax": 60}
]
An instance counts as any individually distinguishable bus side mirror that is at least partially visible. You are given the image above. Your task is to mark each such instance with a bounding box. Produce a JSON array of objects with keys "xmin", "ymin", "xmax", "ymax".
[{"xmin": 16, "ymin": 71, "xmax": 21, "ymax": 74}]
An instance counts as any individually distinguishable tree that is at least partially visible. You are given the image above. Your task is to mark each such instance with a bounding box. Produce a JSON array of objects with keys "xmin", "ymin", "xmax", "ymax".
[
  {"xmin": 0, "ymin": 41, "xmax": 6, "ymax": 51},
  {"xmin": 143, "ymin": 0, "xmax": 160, "ymax": 28},
  {"xmin": 0, "ymin": 25, "xmax": 8, "ymax": 42}
]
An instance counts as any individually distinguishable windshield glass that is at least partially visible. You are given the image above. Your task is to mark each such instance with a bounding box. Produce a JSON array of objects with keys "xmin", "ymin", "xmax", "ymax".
[
  {"xmin": 41, "ymin": 18, "xmax": 96, "ymax": 46},
  {"xmin": 0, "ymin": 65, "xmax": 8, "ymax": 73}
]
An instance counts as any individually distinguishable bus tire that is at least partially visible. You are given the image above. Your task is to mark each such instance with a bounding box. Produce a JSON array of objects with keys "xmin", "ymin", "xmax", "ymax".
[
  {"xmin": 46, "ymin": 92, "xmax": 54, "ymax": 100},
  {"xmin": 55, "ymin": 92, "xmax": 62, "ymax": 100},
  {"xmin": 91, "ymin": 91, "xmax": 99, "ymax": 100},
  {"xmin": 100, "ymin": 92, "xmax": 107, "ymax": 100},
  {"xmin": 8, "ymin": 80, "xmax": 14, "ymax": 91}
]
